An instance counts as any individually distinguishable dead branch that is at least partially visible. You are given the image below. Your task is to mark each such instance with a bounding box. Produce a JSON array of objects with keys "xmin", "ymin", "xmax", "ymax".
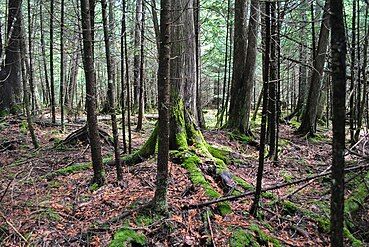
[{"xmin": 182, "ymin": 163, "xmax": 369, "ymax": 210}]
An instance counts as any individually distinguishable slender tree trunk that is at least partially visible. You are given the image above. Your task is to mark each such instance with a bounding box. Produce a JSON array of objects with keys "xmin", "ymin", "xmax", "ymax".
[
  {"xmin": 136, "ymin": 1, "xmax": 145, "ymax": 131},
  {"xmin": 60, "ymin": 0, "xmax": 65, "ymax": 130},
  {"xmin": 27, "ymin": 0, "xmax": 36, "ymax": 113},
  {"xmin": 250, "ymin": 1, "xmax": 270, "ymax": 216},
  {"xmin": 122, "ymin": 0, "xmax": 132, "ymax": 153},
  {"xmin": 297, "ymin": 0, "xmax": 330, "ymax": 136},
  {"xmin": 217, "ymin": 0, "xmax": 231, "ymax": 127},
  {"xmin": 151, "ymin": 0, "xmax": 160, "ymax": 53},
  {"xmin": 268, "ymin": 1, "xmax": 277, "ymax": 157},
  {"xmin": 133, "ymin": 0, "xmax": 143, "ymax": 110},
  {"xmin": 349, "ymin": 0, "xmax": 356, "ymax": 145},
  {"xmin": 20, "ymin": 20, "xmax": 39, "ymax": 149},
  {"xmin": 50, "ymin": 0, "xmax": 56, "ymax": 123},
  {"xmin": 102, "ymin": 0, "xmax": 122, "ymax": 181},
  {"xmin": 120, "ymin": 0, "xmax": 127, "ymax": 154},
  {"xmin": 80, "ymin": 0, "xmax": 105, "ymax": 186},
  {"xmin": 39, "ymin": 3, "xmax": 50, "ymax": 106},
  {"xmin": 330, "ymin": 0, "xmax": 346, "ymax": 245},
  {"xmin": 153, "ymin": 0, "xmax": 171, "ymax": 213}
]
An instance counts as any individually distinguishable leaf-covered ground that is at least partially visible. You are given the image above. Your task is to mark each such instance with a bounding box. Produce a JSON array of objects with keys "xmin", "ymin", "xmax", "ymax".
[{"xmin": 0, "ymin": 114, "xmax": 368, "ymax": 246}]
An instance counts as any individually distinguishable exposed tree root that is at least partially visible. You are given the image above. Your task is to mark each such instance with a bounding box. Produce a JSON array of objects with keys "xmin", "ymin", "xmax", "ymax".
[{"xmin": 61, "ymin": 124, "xmax": 113, "ymax": 146}]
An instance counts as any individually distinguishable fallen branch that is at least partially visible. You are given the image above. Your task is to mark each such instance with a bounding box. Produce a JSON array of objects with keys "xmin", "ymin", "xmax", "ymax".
[
  {"xmin": 346, "ymin": 148, "xmax": 369, "ymax": 160},
  {"xmin": 182, "ymin": 163, "xmax": 369, "ymax": 210},
  {"xmin": 0, "ymin": 211, "xmax": 29, "ymax": 244},
  {"xmin": 0, "ymin": 171, "xmax": 23, "ymax": 203}
]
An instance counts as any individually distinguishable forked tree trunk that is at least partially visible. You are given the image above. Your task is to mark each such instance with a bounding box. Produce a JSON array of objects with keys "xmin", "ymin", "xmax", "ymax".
[
  {"xmin": 297, "ymin": 0, "xmax": 330, "ymax": 136},
  {"xmin": 227, "ymin": 0, "xmax": 260, "ymax": 134}
]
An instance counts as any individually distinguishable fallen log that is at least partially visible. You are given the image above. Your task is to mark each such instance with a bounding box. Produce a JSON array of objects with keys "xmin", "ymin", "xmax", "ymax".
[{"xmin": 182, "ymin": 163, "xmax": 369, "ymax": 210}]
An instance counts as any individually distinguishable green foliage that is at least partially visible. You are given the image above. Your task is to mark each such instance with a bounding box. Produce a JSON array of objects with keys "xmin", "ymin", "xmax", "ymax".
[
  {"xmin": 289, "ymin": 119, "xmax": 301, "ymax": 129},
  {"xmin": 249, "ymin": 224, "xmax": 282, "ymax": 247},
  {"xmin": 280, "ymin": 171, "xmax": 294, "ymax": 183},
  {"xmin": 20, "ymin": 120, "xmax": 28, "ymax": 134},
  {"xmin": 230, "ymin": 229, "xmax": 256, "ymax": 247},
  {"xmin": 41, "ymin": 208, "xmax": 61, "ymax": 222},
  {"xmin": 109, "ymin": 227, "xmax": 146, "ymax": 247},
  {"xmin": 89, "ymin": 183, "xmax": 99, "ymax": 191}
]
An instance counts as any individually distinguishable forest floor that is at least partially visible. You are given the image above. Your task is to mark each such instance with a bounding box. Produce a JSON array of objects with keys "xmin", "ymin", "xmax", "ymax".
[{"xmin": 1, "ymin": 111, "xmax": 369, "ymax": 246}]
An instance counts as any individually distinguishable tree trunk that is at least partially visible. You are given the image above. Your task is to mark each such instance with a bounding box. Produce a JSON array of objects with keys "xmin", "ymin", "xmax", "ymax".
[
  {"xmin": 133, "ymin": 0, "xmax": 143, "ymax": 110},
  {"xmin": 297, "ymin": 0, "xmax": 330, "ymax": 136},
  {"xmin": 50, "ymin": 0, "xmax": 56, "ymax": 123},
  {"xmin": 330, "ymin": 0, "xmax": 346, "ymax": 245},
  {"xmin": 136, "ymin": 1, "xmax": 145, "ymax": 131},
  {"xmin": 0, "ymin": 0, "xmax": 22, "ymax": 114},
  {"xmin": 250, "ymin": 1, "xmax": 270, "ymax": 216},
  {"xmin": 153, "ymin": 0, "xmax": 171, "ymax": 213},
  {"xmin": 80, "ymin": 0, "xmax": 105, "ymax": 186},
  {"xmin": 27, "ymin": 0, "xmax": 36, "ymax": 113},
  {"xmin": 39, "ymin": 3, "xmax": 50, "ymax": 106},
  {"xmin": 60, "ymin": 0, "xmax": 65, "ymax": 130},
  {"xmin": 102, "ymin": 0, "xmax": 122, "ymax": 181},
  {"xmin": 227, "ymin": 0, "xmax": 260, "ymax": 134}
]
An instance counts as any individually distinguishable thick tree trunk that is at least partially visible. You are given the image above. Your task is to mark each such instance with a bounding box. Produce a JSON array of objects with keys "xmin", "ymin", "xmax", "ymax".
[
  {"xmin": 227, "ymin": 0, "xmax": 260, "ymax": 134},
  {"xmin": 297, "ymin": 0, "xmax": 330, "ymax": 136},
  {"xmin": 0, "ymin": 0, "xmax": 22, "ymax": 114},
  {"xmin": 153, "ymin": 0, "xmax": 171, "ymax": 213},
  {"xmin": 80, "ymin": 0, "xmax": 105, "ymax": 186},
  {"xmin": 330, "ymin": 0, "xmax": 346, "ymax": 245}
]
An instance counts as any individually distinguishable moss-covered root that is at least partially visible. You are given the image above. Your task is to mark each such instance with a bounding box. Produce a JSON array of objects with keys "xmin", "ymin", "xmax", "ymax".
[
  {"xmin": 43, "ymin": 162, "xmax": 92, "ymax": 180},
  {"xmin": 181, "ymin": 152, "xmax": 232, "ymax": 215},
  {"xmin": 230, "ymin": 224, "xmax": 282, "ymax": 247},
  {"xmin": 109, "ymin": 227, "xmax": 146, "ymax": 247},
  {"xmin": 110, "ymin": 126, "xmax": 158, "ymax": 166}
]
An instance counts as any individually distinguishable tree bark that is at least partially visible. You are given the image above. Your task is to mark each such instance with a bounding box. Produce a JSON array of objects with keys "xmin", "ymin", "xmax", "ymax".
[
  {"xmin": 101, "ymin": 0, "xmax": 122, "ymax": 181},
  {"xmin": 136, "ymin": 1, "xmax": 145, "ymax": 131},
  {"xmin": 50, "ymin": 0, "xmax": 56, "ymax": 123},
  {"xmin": 80, "ymin": 0, "xmax": 105, "ymax": 186},
  {"xmin": 330, "ymin": 0, "xmax": 346, "ymax": 245},
  {"xmin": 133, "ymin": 0, "xmax": 143, "ymax": 109},
  {"xmin": 39, "ymin": 3, "xmax": 50, "ymax": 106},
  {"xmin": 0, "ymin": 0, "xmax": 22, "ymax": 114},
  {"xmin": 297, "ymin": 0, "xmax": 330, "ymax": 136},
  {"xmin": 227, "ymin": 0, "xmax": 260, "ymax": 134},
  {"xmin": 153, "ymin": 0, "xmax": 171, "ymax": 213},
  {"xmin": 60, "ymin": 0, "xmax": 65, "ymax": 130}
]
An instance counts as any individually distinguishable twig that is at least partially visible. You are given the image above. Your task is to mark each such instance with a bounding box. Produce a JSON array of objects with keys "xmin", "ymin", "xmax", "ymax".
[
  {"xmin": 182, "ymin": 163, "xmax": 369, "ymax": 210},
  {"xmin": 0, "ymin": 171, "xmax": 23, "ymax": 203},
  {"xmin": 282, "ymin": 165, "xmax": 331, "ymax": 199},
  {"xmin": 206, "ymin": 209, "xmax": 216, "ymax": 247},
  {"xmin": 0, "ymin": 210, "xmax": 29, "ymax": 244}
]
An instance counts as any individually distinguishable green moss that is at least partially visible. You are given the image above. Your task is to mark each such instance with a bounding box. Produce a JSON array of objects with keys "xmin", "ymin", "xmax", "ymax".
[
  {"xmin": 308, "ymin": 134, "xmax": 329, "ymax": 144},
  {"xmin": 89, "ymin": 183, "xmax": 99, "ymax": 191},
  {"xmin": 109, "ymin": 227, "xmax": 146, "ymax": 247},
  {"xmin": 41, "ymin": 208, "xmax": 61, "ymax": 222},
  {"xmin": 290, "ymin": 119, "xmax": 301, "ymax": 129},
  {"xmin": 48, "ymin": 180, "xmax": 61, "ymax": 189},
  {"xmin": 281, "ymin": 171, "xmax": 294, "ymax": 183},
  {"xmin": 345, "ymin": 170, "xmax": 369, "ymax": 220},
  {"xmin": 343, "ymin": 228, "xmax": 363, "ymax": 247},
  {"xmin": 207, "ymin": 145, "xmax": 232, "ymax": 164},
  {"xmin": 249, "ymin": 224, "xmax": 282, "ymax": 247},
  {"xmin": 135, "ymin": 213, "xmax": 162, "ymax": 227},
  {"xmin": 230, "ymin": 229, "xmax": 257, "ymax": 247},
  {"xmin": 43, "ymin": 162, "xmax": 92, "ymax": 180},
  {"xmin": 233, "ymin": 176, "xmax": 254, "ymax": 191},
  {"xmin": 229, "ymin": 132, "xmax": 253, "ymax": 144},
  {"xmin": 281, "ymin": 200, "xmax": 299, "ymax": 215},
  {"xmin": 121, "ymin": 126, "xmax": 158, "ymax": 165},
  {"xmin": 20, "ymin": 120, "xmax": 28, "ymax": 134},
  {"xmin": 182, "ymin": 153, "xmax": 231, "ymax": 215}
]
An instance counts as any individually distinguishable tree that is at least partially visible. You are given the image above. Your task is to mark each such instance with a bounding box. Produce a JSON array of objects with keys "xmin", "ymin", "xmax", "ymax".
[
  {"xmin": 136, "ymin": 0, "xmax": 145, "ymax": 131},
  {"xmin": 297, "ymin": 0, "xmax": 330, "ymax": 136},
  {"xmin": 227, "ymin": 0, "xmax": 260, "ymax": 134},
  {"xmin": 152, "ymin": 0, "xmax": 171, "ymax": 213},
  {"xmin": 330, "ymin": 0, "xmax": 346, "ymax": 245},
  {"xmin": 250, "ymin": 1, "xmax": 270, "ymax": 216},
  {"xmin": 101, "ymin": 0, "xmax": 122, "ymax": 181},
  {"xmin": 0, "ymin": 0, "xmax": 22, "ymax": 114},
  {"xmin": 133, "ymin": 0, "xmax": 143, "ymax": 109},
  {"xmin": 60, "ymin": 0, "xmax": 65, "ymax": 130},
  {"xmin": 50, "ymin": 0, "xmax": 56, "ymax": 123},
  {"xmin": 80, "ymin": 0, "xmax": 105, "ymax": 186}
]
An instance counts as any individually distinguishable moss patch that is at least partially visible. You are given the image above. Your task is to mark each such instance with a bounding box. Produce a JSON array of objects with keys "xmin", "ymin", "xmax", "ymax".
[
  {"xmin": 109, "ymin": 227, "xmax": 146, "ymax": 247},
  {"xmin": 230, "ymin": 224, "xmax": 281, "ymax": 247}
]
